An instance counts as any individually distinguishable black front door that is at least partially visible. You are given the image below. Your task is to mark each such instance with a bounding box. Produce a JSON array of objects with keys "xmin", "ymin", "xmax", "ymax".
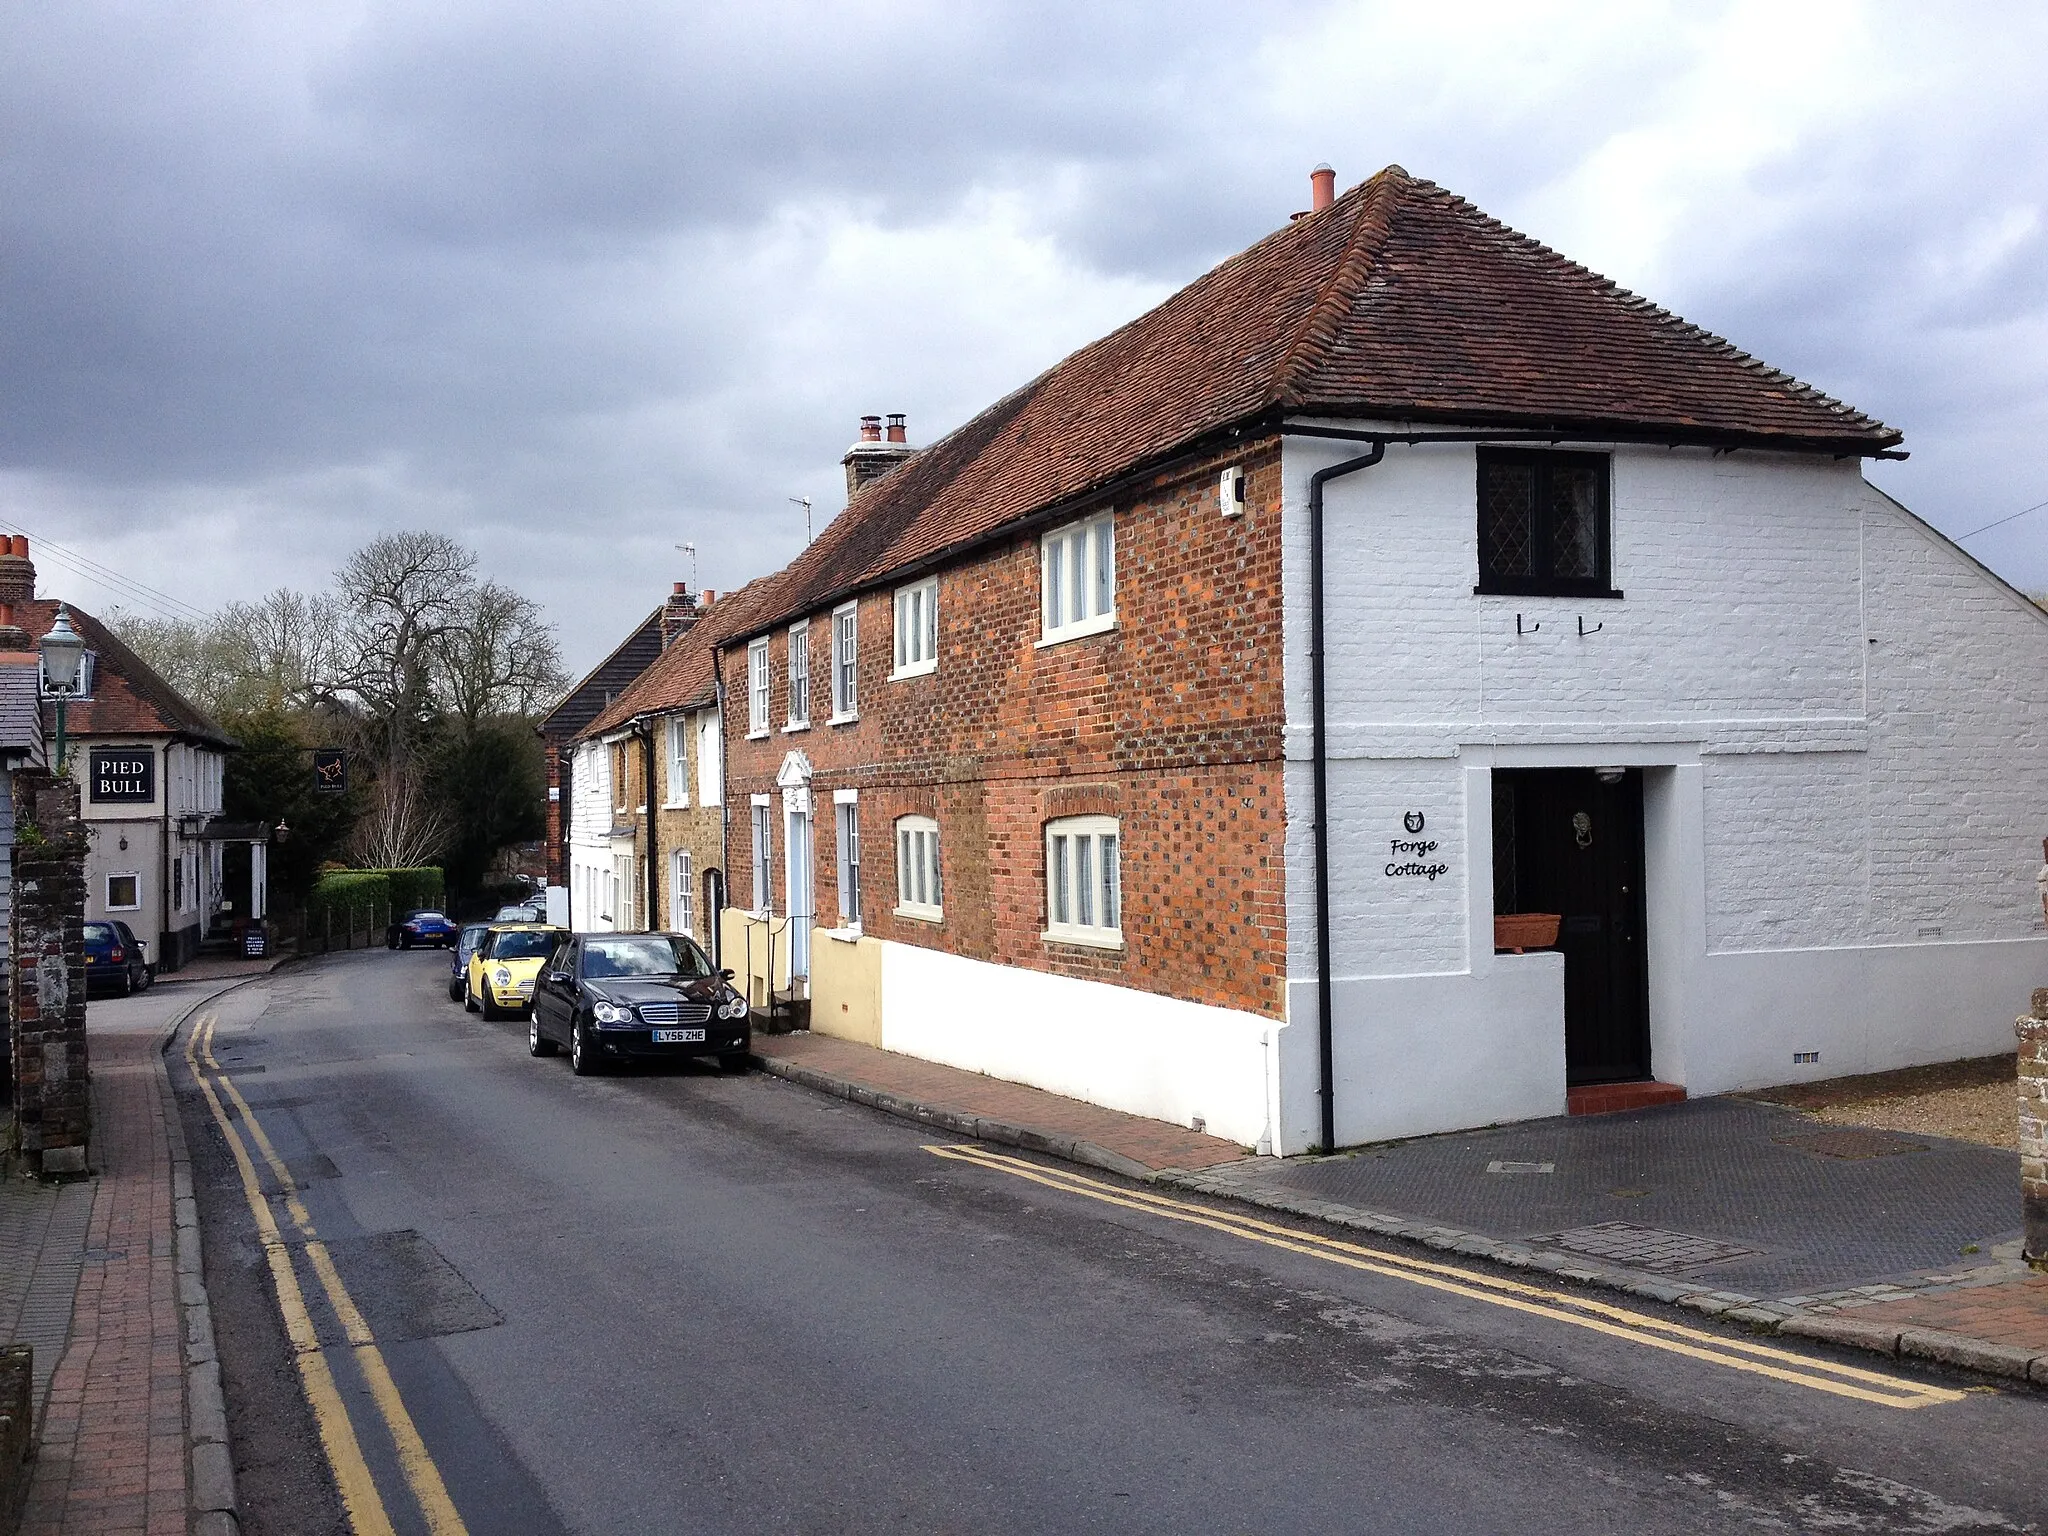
[{"xmin": 1495, "ymin": 768, "xmax": 1650, "ymax": 1085}]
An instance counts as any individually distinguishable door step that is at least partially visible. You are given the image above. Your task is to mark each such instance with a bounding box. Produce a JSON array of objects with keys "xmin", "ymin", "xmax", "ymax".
[{"xmin": 1567, "ymin": 1080, "xmax": 1686, "ymax": 1116}]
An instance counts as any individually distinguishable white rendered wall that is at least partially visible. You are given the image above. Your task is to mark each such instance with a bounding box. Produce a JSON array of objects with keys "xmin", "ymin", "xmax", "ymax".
[
  {"xmin": 879, "ymin": 941, "xmax": 1279, "ymax": 1151},
  {"xmin": 1278, "ymin": 432, "xmax": 2048, "ymax": 1149}
]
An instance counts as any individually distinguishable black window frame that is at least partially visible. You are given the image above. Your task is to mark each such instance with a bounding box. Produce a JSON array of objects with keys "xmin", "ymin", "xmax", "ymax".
[{"xmin": 1474, "ymin": 448, "xmax": 1622, "ymax": 599}]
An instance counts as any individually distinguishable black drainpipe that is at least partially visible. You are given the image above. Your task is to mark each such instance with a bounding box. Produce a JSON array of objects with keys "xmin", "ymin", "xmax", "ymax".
[
  {"xmin": 1304, "ymin": 440, "xmax": 1386, "ymax": 1153},
  {"xmin": 639, "ymin": 723, "xmax": 658, "ymax": 933}
]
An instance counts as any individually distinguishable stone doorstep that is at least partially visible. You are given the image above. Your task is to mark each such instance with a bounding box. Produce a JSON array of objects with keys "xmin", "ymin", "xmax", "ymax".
[{"xmin": 749, "ymin": 1042, "xmax": 2048, "ymax": 1395}]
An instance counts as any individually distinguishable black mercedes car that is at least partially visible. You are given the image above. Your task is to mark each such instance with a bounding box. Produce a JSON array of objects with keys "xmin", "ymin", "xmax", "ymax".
[{"xmin": 528, "ymin": 933, "xmax": 750, "ymax": 1076}]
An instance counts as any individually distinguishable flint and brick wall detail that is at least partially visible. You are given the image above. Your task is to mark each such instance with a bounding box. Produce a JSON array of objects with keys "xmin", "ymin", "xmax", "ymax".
[
  {"xmin": 721, "ymin": 441, "xmax": 1291, "ymax": 1019},
  {"xmin": 2020, "ymin": 989, "xmax": 2048, "ymax": 1263},
  {"xmin": 10, "ymin": 773, "xmax": 90, "ymax": 1176}
]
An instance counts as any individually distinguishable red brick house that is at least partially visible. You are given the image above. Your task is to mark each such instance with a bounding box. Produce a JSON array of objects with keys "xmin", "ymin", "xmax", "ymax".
[{"xmin": 712, "ymin": 166, "xmax": 2033, "ymax": 1154}]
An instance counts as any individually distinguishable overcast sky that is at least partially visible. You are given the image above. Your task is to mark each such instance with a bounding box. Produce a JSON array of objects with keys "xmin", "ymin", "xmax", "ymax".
[{"xmin": 6, "ymin": 1, "xmax": 2046, "ymax": 673}]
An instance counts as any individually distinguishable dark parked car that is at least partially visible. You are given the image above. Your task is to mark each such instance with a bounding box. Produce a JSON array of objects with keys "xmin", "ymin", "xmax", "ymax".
[
  {"xmin": 83, "ymin": 920, "xmax": 151, "ymax": 996},
  {"xmin": 447, "ymin": 923, "xmax": 489, "ymax": 1002},
  {"xmin": 529, "ymin": 933, "xmax": 749, "ymax": 1076},
  {"xmin": 387, "ymin": 910, "xmax": 460, "ymax": 949}
]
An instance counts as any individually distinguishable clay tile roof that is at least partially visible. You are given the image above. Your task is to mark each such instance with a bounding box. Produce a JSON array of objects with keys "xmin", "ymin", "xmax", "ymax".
[
  {"xmin": 17, "ymin": 600, "xmax": 235, "ymax": 748},
  {"xmin": 574, "ymin": 571, "xmax": 790, "ymax": 743},
  {"xmin": 731, "ymin": 166, "xmax": 1899, "ymax": 643}
]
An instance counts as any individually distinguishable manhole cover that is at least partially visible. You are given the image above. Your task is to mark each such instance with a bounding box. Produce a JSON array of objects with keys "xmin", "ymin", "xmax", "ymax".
[
  {"xmin": 1530, "ymin": 1221, "xmax": 1759, "ymax": 1273},
  {"xmin": 1772, "ymin": 1128, "xmax": 1927, "ymax": 1160}
]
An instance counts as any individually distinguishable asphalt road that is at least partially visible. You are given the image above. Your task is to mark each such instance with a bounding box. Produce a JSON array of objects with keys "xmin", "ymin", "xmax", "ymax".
[{"xmin": 171, "ymin": 949, "xmax": 2048, "ymax": 1535}]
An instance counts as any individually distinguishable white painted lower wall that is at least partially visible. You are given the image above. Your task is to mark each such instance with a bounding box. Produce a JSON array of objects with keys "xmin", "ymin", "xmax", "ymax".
[
  {"xmin": 877, "ymin": 941, "xmax": 1280, "ymax": 1151},
  {"xmin": 1285, "ymin": 936, "xmax": 2045, "ymax": 1153},
  {"xmin": 1278, "ymin": 956, "xmax": 1568, "ymax": 1152}
]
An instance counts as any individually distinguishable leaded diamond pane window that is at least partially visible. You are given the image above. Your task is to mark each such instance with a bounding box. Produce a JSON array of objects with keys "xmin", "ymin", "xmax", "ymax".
[{"xmin": 1476, "ymin": 449, "xmax": 1614, "ymax": 597}]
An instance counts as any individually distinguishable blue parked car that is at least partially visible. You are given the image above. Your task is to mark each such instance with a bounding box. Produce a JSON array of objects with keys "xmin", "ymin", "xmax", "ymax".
[
  {"xmin": 387, "ymin": 909, "xmax": 459, "ymax": 950},
  {"xmin": 83, "ymin": 920, "xmax": 151, "ymax": 996},
  {"xmin": 447, "ymin": 923, "xmax": 489, "ymax": 1001}
]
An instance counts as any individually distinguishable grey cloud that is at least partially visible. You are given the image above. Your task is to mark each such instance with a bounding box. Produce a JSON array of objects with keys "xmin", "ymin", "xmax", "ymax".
[{"xmin": 7, "ymin": 1, "xmax": 2048, "ymax": 667}]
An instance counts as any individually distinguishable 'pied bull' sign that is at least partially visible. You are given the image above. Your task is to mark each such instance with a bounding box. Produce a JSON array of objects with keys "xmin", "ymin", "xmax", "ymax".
[
  {"xmin": 88, "ymin": 748, "xmax": 156, "ymax": 805},
  {"xmin": 1386, "ymin": 810, "xmax": 1448, "ymax": 882}
]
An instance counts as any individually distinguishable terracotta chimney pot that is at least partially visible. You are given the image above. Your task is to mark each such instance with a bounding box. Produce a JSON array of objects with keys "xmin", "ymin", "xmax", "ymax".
[
  {"xmin": 885, "ymin": 413, "xmax": 907, "ymax": 444},
  {"xmin": 1310, "ymin": 164, "xmax": 1335, "ymax": 212},
  {"xmin": 859, "ymin": 414, "xmax": 883, "ymax": 442}
]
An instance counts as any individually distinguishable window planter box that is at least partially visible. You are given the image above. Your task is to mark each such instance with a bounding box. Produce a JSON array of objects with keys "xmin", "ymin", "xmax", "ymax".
[{"xmin": 1493, "ymin": 912, "xmax": 1560, "ymax": 954}]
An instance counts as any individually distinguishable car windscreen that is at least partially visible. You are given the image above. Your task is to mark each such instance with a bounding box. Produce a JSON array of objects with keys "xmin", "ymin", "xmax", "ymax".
[
  {"xmin": 581, "ymin": 936, "xmax": 713, "ymax": 980},
  {"xmin": 410, "ymin": 911, "xmax": 448, "ymax": 924},
  {"xmin": 487, "ymin": 931, "xmax": 557, "ymax": 961}
]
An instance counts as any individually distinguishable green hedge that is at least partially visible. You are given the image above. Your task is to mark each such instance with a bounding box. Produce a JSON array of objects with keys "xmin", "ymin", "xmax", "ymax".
[
  {"xmin": 309, "ymin": 867, "xmax": 445, "ymax": 924},
  {"xmin": 384, "ymin": 867, "xmax": 445, "ymax": 913}
]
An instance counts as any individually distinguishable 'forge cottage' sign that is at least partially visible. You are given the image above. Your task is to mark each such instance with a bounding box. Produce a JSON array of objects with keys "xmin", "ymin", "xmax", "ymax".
[{"xmin": 88, "ymin": 747, "xmax": 156, "ymax": 805}]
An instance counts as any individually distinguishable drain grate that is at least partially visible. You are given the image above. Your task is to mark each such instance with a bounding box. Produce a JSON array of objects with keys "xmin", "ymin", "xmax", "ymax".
[
  {"xmin": 1530, "ymin": 1221, "xmax": 1760, "ymax": 1273},
  {"xmin": 1772, "ymin": 1128, "xmax": 1927, "ymax": 1161}
]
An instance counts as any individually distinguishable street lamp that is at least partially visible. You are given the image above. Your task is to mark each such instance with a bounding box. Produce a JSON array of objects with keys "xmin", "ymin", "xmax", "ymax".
[{"xmin": 38, "ymin": 605, "xmax": 88, "ymax": 774}]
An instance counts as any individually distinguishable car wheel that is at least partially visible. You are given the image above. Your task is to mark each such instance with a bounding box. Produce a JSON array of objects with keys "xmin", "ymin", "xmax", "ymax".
[
  {"xmin": 386, "ymin": 935, "xmax": 398, "ymax": 950},
  {"xmin": 465, "ymin": 982, "xmax": 480, "ymax": 1014},
  {"xmin": 447, "ymin": 977, "xmax": 463, "ymax": 1003},
  {"xmin": 117, "ymin": 968, "xmax": 134, "ymax": 997},
  {"xmin": 480, "ymin": 984, "xmax": 502, "ymax": 1022},
  {"xmin": 400, "ymin": 935, "xmax": 412, "ymax": 950},
  {"xmin": 569, "ymin": 1020, "xmax": 596, "ymax": 1076},
  {"xmin": 529, "ymin": 1015, "xmax": 556, "ymax": 1057}
]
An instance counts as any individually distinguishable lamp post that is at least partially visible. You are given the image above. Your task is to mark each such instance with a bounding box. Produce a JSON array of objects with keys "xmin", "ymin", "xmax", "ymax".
[{"xmin": 38, "ymin": 604, "xmax": 88, "ymax": 775}]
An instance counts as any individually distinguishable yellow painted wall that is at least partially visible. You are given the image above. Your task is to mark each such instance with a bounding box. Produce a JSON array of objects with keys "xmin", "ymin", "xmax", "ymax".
[
  {"xmin": 808, "ymin": 930, "xmax": 883, "ymax": 1045},
  {"xmin": 722, "ymin": 908, "xmax": 793, "ymax": 1008}
]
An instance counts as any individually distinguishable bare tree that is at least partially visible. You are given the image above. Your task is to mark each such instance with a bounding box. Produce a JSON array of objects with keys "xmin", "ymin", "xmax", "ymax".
[
  {"xmin": 103, "ymin": 611, "xmax": 238, "ymax": 715},
  {"xmin": 436, "ymin": 581, "xmax": 568, "ymax": 732},
  {"xmin": 348, "ymin": 767, "xmax": 453, "ymax": 870},
  {"xmin": 213, "ymin": 588, "xmax": 348, "ymax": 712},
  {"xmin": 333, "ymin": 531, "xmax": 478, "ymax": 767}
]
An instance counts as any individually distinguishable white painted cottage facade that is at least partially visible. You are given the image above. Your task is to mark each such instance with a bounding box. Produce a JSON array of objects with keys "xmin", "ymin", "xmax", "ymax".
[{"xmin": 1275, "ymin": 436, "xmax": 2048, "ymax": 1151}]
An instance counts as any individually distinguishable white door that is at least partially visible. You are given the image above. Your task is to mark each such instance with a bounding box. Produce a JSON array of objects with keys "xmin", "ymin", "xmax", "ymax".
[{"xmin": 785, "ymin": 807, "xmax": 812, "ymax": 979}]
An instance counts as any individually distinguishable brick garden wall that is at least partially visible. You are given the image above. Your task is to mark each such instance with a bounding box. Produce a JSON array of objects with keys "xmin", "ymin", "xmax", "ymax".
[
  {"xmin": 721, "ymin": 439, "xmax": 1290, "ymax": 1020},
  {"xmin": 2020, "ymin": 992, "xmax": 2047, "ymax": 1262},
  {"xmin": 10, "ymin": 772, "xmax": 89, "ymax": 1175}
]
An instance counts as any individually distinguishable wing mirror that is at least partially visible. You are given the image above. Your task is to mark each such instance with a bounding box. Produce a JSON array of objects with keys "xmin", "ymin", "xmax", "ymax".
[
  {"xmin": 719, "ymin": 968, "xmax": 735, "ymax": 981},
  {"xmin": 545, "ymin": 970, "xmax": 570, "ymax": 984}
]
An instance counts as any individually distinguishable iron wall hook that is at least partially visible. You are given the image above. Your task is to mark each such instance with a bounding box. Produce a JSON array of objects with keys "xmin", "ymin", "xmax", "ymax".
[
  {"xmin": 1517, "ymin": 614, "xmax": 1541, "ymax": 636},
  {"xmin": 1578, "ymin": 615, "xmax": 1603, "ymax": 636}
]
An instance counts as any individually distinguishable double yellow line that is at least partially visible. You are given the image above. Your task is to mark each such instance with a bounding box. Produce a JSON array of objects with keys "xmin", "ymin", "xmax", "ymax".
[
  {"xmin": 924, "ymin": 1143, "xmax": 1966, "ymax": 1411},
  {"xmin": 186, "ymin": 1012, "xmax": 469, "ymax": 1535}
]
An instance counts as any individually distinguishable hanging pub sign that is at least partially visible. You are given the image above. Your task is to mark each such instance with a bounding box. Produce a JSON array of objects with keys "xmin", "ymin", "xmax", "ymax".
[
  {"xmin": 87, "ymin": 747, "xmax": 156, "ymax": 804},
  {"xmin": 312, "ymin": 748, "xmax": 347, "ymax": 795}
]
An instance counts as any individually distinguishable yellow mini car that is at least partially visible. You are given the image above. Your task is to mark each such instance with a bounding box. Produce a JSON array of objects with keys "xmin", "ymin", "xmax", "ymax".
[{"xmin": 466, "ymin": 924, "xmax": 566, "ymax": 1020}]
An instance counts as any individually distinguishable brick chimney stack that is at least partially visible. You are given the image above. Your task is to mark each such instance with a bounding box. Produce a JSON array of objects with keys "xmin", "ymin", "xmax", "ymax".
[
  {"xmin": 842, "ymin": 412, "xmax": 915, "ymax": 500},
  {"xmin": 660, "ymin": 581, "xmax": 701, "ymax": 648},
  {"xmin": 0, "ymin": 537, "xmax": 36, "ymax": 607}
]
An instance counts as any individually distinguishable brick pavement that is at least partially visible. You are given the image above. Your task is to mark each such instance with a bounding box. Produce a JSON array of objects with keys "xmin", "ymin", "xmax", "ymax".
[
  {"xmin": 20, "ymin": 1012, "xmax": 189, "ymax": 1535},
  {"xmin": 752, "ymin": 1032, "xmax": 1248, "ymax": 1172},
  {"xmin": 1825, "ymin": 1272, "xmax": 2048, "ymax": 1356}
]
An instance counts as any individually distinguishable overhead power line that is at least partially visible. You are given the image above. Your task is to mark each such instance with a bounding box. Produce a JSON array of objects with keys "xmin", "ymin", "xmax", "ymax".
[
  {"xmin": 1954, "ymin": 496, "xmax": 2048, "ymax": 543},
  {"xmin": 0, "ymin": 517, "xmax": 210, "ymax": 621}
]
